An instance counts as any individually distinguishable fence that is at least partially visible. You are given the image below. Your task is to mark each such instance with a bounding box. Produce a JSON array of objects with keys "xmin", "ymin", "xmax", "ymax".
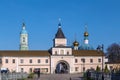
[
  {"xmin": 0, "ymin": 72, "xmax": 28, "ymax": 80},
  {"xmin": 87, "ymin": 71, "xmax": 120, "ymax": 80},
  {"xmin": 111, "ymin": 73, "xmax": 120, "ymax": 80},
  {"xmin": 90, "ymin": 72, "xmax": 111, "ymax": 80}
]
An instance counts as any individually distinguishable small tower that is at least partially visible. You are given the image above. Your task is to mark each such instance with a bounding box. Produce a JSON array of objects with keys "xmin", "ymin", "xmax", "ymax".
[
  {"xmin": 20, "ymin": 23, "xmax": 29, "ymax": 50},
  {"xmin": 73, "ymin": 40, "xmax": 79, "ymax": 50},
  {"xmin": 51, "ymin": 19, "xmax": 72, "ymax": 58},
  {"xmin": 53, "ymin": 19, "xmax": 67, "ymax": 47},
  {"xmin": 79, "ymin": 25, "xmax": 94, "ymax": 50}
]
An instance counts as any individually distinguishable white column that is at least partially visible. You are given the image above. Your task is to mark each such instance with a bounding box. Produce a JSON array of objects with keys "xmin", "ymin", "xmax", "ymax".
[{"xmin": 50, "ymin": 57, "xmax": 55, "ymax": 74}]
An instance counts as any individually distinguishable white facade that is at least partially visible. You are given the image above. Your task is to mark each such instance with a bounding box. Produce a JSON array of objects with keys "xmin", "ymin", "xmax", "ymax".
[
  {"xmin": 1, "ymin": 56, "xmax": 50, "ymax": 73},
  {"xmin": 0, "ymin": 22, "xmax": 105, "ymax": 74},
  {"xmin": 0, "ymin": 54, "xmax": 105, "ymax": 73},
  {"xmin": 54, "ymin": 39, "xmax": 67, "ymax": 47}
]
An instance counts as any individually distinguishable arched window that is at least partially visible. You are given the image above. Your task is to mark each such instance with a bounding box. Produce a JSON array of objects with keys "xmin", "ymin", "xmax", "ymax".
[{"xmin": 23, "ymin": 37, "xmax": 25, "ymax": 42}]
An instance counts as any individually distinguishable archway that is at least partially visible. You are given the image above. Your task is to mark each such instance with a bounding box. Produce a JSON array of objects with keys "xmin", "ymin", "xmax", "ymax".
[{"xmin": 55, "ymin": 60, "xmax": 69, "ymax": 74}]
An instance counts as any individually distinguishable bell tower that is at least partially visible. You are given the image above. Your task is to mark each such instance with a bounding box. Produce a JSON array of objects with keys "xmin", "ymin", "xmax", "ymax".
[
  {"xmin": 51, "ymin": 20, "xmax": 73, "ymax": 74},
  {"xmin": 19, "ymin": 23, "xmax": 29, "ymax": 50}
]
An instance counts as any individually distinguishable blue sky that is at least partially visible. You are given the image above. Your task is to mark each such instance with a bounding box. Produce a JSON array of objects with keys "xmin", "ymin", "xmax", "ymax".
[{"xmin": 0, "ymin": 0, "xmax": 120, "ymax": 52}]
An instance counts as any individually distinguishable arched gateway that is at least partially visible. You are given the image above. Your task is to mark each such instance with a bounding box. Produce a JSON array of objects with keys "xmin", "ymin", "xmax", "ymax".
[{"xmin": 55, "ymin": 60, "xmax": 69, "ymax": 74}]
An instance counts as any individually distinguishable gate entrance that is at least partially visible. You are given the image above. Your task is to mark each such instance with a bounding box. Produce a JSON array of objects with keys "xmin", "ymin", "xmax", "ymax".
[{"xmin": 55, "ymin": 61, "xmax": 69, "ymax": 74}]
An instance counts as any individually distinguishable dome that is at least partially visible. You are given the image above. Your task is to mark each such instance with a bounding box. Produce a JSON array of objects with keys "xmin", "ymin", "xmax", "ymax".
[
  {"xmin": 73, "ymin": 41, "xmax": 79, "ymax": 46},
  {"xmin": 79, "ymin": 43, "xmax": 94, "ymax": 50},
  {"xmin": 84, "ymin": 31, "xmax": 89, "ymax": 37},
  {"xmin": 21, "ymin": 29, "xmax": 27, "ymax": 34},
  {"xmin": 21, "ymin": 23, "xmax": 28, "ymax": 34}
]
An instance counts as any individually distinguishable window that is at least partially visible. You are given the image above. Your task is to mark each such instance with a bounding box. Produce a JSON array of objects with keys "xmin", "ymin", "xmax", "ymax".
[
  {"xmin": 46, "ymin": 68, "xmax": 48, "ymax": 72},
  {"xmin": 13, "ymin": 59, "xmax": 15, "ymax": 63},
  {"xmin": 75, "ymin": 59, "xmax": 78, "ymax": 63},
  {"xmin": 45, "ymin": 59, "xmax": 48, "ymax": 63},
  {"xmin": 55, "ymin": 51, "xmax": 57, "ymax": 55},
  {"xmin": 41, "ymin": 68, "xmax": 48, "ymax": 73},
  {"xmin": 21, "ymin": 68, "xmax": 24, "ymax": 72},
  {"xmin": 38, "ymin": 59, "xmax": 41, "ymax": 63},
  {"xmin": 29, "ymin": 59, "xmax": 32, "ymax": 63},
  {"xmin": 60, "ymin": 50, "xmax": 64, "ymax": 55},
  {"xmin": 90, "ymin": 59, "xmax": 93, "ymax": 63},
  {"xmin": 20, "ymin": 59, "xmax": 24, "ymax": 63},
  {"xmin": 29, "ymin": 68, "xmax": 32, "ymax": 73},
  {"xmin": 5, "ymin": 59, "xmax": 8, "ymax": 63},
  {"xmin": 75, "ymin": 67, "xmax": 79, "ymax": 71},
  {"xmin": 98, "ymin": 59, "xmax": 101, "ymax": 63},
  {"xmin": 90, "ymin": 67, "xmax": 94, "ymax": 70},
  {"xmin": 83, "ymin": 67, "xmax": 85, "ymax": 72},
  {"xmin": 0, "ymin": 58, "xmax": 2, "ymax": 64},
  {"xmin": 67, "ymin": 51, "xmax": 69, "ymax": 55},
  {"xmin": 23, "ymin": 37, "xmax": 25, "ymax": 42},
  {"xmin": 81, "ymin": 58, "xmax": 85, "ymax": 63}
]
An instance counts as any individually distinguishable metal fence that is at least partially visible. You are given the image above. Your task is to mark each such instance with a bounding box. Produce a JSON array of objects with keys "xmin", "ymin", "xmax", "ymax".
[
  {"xmin": 0, "ymin": 72, "xmax": 28, "ymax": 80},
  {"xmin": 86, "ymin": 71, "xmax": 120, "ymax": 80},
  {"xmin": 111, "ymin": 73, "xmax": 120, "ymax": 80},
  {"xmin": 90, "ymin": 72, "xmax": 111, "ymax": 80}
]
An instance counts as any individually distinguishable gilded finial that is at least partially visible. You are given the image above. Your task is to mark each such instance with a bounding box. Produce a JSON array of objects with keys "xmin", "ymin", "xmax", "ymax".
[
  {"xmin": 73, "ymin": 33, "xmax": 79, "ymax": 46},
  {"xmin": 84, "ymin": 24, "xmax": 89, "ymax": 37}
]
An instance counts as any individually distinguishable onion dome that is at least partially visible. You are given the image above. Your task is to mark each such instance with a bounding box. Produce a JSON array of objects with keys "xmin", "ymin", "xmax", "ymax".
[
  {"xmin": 84, "ymin": 31, "xmax": 89, "ymax": 37},
  {"xmin": 79, "ymin": 44, "xmax": 94, "ymax": 50},
  {"xmin": 21, "ymin": 29, "xmax": 27, "ymax": 34},
  {"xmin": 21, "ymin": 23, "xmax": 27, "ymax": 34},
  {"xmin": 73, "ymin": 40, "xmax": 79, "ymax": 46},
  {"xmin": 84, "ymin": 24, "xmax": 89, "ymax": 37}
]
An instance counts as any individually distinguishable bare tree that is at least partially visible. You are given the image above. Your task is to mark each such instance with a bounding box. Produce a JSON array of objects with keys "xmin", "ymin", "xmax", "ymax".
[{"xmin": 107, "ymin": 43, "xmax": 120, "ymax": 62}]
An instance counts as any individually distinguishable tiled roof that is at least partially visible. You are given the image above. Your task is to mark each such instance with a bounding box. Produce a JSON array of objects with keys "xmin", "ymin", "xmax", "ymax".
[
  {"xmin": 0, "ymin": 50, "xmax": 51, "ymax": 57},
  {"xmin": 0, "ymin": 50, "xmax": 104, "ymax": 57},
  {"xmin": 72, "ymin": 50, "xmax": 104, "ymax": 56},
  {"xmin": 55, "ymin": 27, "xmax": 65, "ymax": 38}
]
